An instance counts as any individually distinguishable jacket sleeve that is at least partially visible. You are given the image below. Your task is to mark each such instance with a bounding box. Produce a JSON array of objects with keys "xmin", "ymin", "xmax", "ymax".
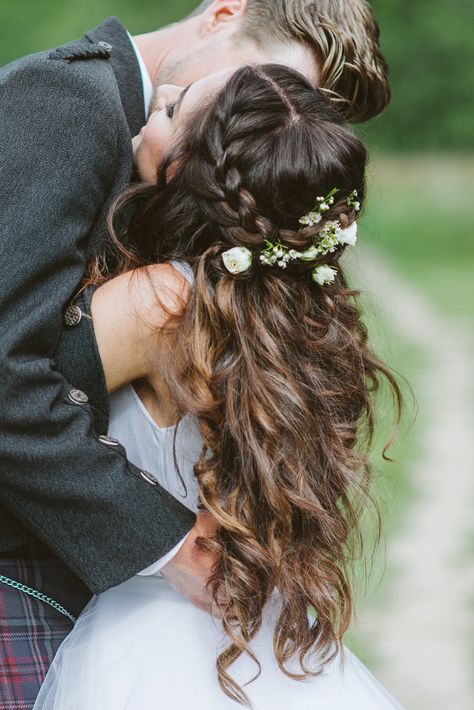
[{"xmin": 0, "ymin": 55, "xmax": 195, "ymax": 594}]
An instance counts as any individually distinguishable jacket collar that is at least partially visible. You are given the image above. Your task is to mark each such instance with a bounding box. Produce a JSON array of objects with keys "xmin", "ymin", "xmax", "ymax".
[{"xmin": 85, "ymin": 16, "xmax": 146, "ymax": 138}]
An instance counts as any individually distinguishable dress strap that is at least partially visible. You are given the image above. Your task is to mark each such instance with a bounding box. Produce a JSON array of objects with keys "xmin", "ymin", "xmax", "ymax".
[{"xmin": 170, "ymin": 260, "xmax": 194, "ymax": 286}]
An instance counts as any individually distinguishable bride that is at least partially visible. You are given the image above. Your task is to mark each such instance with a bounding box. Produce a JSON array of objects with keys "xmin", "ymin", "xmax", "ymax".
[{"xmin": 35, "ymin": 64, "xmax": 403, "ymax": 709}]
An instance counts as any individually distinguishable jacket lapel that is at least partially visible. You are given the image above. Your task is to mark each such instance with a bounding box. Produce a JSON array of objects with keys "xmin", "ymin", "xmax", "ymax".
[{"xmin": 85, "ymin": 16, "xmax": 146, "ymax": 138}]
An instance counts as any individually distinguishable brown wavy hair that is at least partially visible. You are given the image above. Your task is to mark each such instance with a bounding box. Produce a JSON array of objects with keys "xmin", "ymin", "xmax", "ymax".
[
  {"xmin": 190, "ymin": 0, "xmax": 391, "ymax": 123},
  {"xmin": 99, "ymin": 66, "xmax": 400, "ymax": 705}
]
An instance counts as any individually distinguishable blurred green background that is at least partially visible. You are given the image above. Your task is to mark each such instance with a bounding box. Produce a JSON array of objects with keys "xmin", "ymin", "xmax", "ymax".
[
  {"xmin": 1, "ymin": 0, "xmax": 474, "ymax": 150},
  {"xmin": 1, "ymin": 1, "xmax": 472, "ymax": 708}
]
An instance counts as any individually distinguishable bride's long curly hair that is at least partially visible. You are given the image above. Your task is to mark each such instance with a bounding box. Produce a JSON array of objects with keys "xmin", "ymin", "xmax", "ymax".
[{"xmin": 98, "ymin": 65, "xmax": 401, "ymax": 705}]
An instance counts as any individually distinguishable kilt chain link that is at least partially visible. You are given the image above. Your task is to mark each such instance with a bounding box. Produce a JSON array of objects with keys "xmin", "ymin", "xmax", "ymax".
[{"xmin": 0, "ymin": 574, "xmax": 76, "ymax": 623}]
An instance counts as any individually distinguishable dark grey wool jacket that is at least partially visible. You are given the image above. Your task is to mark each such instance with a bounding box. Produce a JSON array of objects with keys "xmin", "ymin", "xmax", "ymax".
[{"xmin": 0, "ymin": 17, "xmax": 195, "ymax": 593}]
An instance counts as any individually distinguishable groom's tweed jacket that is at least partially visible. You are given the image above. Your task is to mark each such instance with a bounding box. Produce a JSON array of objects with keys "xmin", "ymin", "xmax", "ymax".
[{"xmin": 0, "ymin": 17, "xmax": 195, "ymax": 593}]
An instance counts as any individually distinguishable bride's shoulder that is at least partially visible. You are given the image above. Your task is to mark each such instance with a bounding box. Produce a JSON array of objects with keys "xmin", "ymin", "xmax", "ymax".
[
  {"xmin": 94, "ymin": 262, "xmax": 190, "ymax": 324},
  {"xmin": 91, "ymin": 263, "xmax": 191, "ymax": 392}
]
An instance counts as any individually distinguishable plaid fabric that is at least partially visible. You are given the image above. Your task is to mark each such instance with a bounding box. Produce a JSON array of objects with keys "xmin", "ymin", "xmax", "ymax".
[{"xmin": 0, "ymin": 541, "xmax": 91, "ymax": 709}]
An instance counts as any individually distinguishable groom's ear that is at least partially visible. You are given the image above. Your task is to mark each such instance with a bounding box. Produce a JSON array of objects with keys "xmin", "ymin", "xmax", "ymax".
[{"xmin": 200, "ymin": 0, "xmax": 248, "ymax": 34}]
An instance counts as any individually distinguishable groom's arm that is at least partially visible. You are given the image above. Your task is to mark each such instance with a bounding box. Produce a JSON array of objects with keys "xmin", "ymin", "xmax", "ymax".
[{"xmin": 0, "ymin": 53, "xmax": 196, "ymax": 594}]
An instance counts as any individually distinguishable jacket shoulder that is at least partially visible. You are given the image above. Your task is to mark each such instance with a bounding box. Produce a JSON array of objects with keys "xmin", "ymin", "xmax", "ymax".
[{"xmin": 1, "ymin": 37, "xmax": 115, "ymax": 96}]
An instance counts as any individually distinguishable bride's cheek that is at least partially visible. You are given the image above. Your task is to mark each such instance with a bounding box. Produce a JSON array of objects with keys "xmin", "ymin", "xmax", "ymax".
[
  {"xmin": 136, "ymin": 118, "xmax": 173, "ymax": 180},
  {"xmin": 155, "ymin": 123, "xmax": 173, "ymax": 158}
]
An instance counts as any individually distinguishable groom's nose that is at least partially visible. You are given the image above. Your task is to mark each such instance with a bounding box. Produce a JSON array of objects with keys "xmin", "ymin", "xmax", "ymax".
[{"xmin": 153, "ymin": 84, "xmax": 184, "ymax": 112}]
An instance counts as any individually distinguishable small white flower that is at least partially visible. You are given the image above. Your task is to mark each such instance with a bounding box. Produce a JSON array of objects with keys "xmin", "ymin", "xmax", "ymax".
[
  {"xmin": 278, "ymin": 261, "xmax": 287, "ymax": 268},
  {"xmin": 312, "ymin": 265, "xmax": 337, "ymax": 286},
  {"xmin": 298, "ymin": 245, "xmax": 319, "ymax": 262},
  {"xmin": 320, "ymin": 203, "xmax": 330, "ymax": 212},
  {"xmin": 276, "ymin": 250, "xmax": 284, "ymax": 258},
  {"xmin": 222, "ymin": 246, "xmax": 253, "ymax": 275},
  {"xmin": 289, "ymin": 249, "xmax": 300, "ymax": 259},
  {"xmin": 299, "ymin": 212, "xmax": 322, "ymax": 227},
  {"xmin": 347, "ymin": 190, "xmax": 361, "ymax": 212},
  {"xmin": 337, "ymin": 221, "xmax": 358, "ymax": 246}
]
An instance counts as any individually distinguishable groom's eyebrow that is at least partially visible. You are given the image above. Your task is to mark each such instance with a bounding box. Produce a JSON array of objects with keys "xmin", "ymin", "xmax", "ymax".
[{"xmin": 175, "ymin": 85, "xmax": 192, "ymax": 118}]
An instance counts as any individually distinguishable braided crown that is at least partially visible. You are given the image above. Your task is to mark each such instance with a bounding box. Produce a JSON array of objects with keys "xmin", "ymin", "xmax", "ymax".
[{"xmin": 182, "ymin": 66, "xmax": 364, "ymax": 285}]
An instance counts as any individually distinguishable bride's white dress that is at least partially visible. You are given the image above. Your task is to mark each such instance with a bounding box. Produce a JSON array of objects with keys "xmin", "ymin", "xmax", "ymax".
[{"xmin": 34, "ymin": 268, "xmax": 403, "ymax": 710}]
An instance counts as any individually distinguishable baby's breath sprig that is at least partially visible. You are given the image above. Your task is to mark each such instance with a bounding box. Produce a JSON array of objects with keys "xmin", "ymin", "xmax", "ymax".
[
  {"xmin": 257, "ymin": 218, "xmax": 358, "ymax": 272},
  {"xmin": 299, "ymin": 187, "xmax": 340, "ymax": 227},
  {"xmin": 347, "ymin": 189, "xmax": 361, "ymax": 212},
  {"xmin": 314, "ymin": 220, "xmax": 342, "ymax": 256},
  {"xmin": 259, "ymin": 240, "xmax": 299, "ymax": 269}
]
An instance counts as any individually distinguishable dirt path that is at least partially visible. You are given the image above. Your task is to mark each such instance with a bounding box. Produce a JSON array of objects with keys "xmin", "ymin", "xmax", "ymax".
[{"xmin": 352, "ymin": 249, "xmax": 474, "ymax": 710}]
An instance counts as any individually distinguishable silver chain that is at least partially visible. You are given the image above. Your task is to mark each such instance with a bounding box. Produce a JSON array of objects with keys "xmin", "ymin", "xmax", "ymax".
[{"xmin": 0, "ymin": 574, "xmax": 76, "ymax": 623}]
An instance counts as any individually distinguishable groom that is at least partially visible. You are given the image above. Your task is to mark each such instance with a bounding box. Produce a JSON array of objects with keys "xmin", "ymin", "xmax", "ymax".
[{"xmin": 0, "ymin": 0, "xmax": 389, "ymax": 706}]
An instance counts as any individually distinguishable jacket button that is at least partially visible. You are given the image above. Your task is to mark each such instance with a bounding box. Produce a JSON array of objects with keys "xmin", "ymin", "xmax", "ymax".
[
  {"xmin": 98, "ymin": 435, "xmax": 120, "ymax": 446},
  {"xmin": 98, "ymin": 41, "xmax": 112, "ymax": 51},
  {"xmin": 140, "ymin": 470, "xmax": 158, "ymax": 486},
  {"xmin": 64, "ymin": 304, "xmax": 82, "ymax": 327},
  {"xmin": 68, "ymin": 388, "xmax": 89, "ymax": 405}
]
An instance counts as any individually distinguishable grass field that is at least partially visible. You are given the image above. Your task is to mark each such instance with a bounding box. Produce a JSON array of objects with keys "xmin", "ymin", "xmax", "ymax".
[
  {"xmin": 363, "ymin": 155, "xmax": 474, "ymax": 319},
  {"xmin": 345, "ymin": 155, "xmax": 474, "ymax": 673},
  {"xmin": 356, "ymin": 153, "xmax": 474, "ymax": 530}
]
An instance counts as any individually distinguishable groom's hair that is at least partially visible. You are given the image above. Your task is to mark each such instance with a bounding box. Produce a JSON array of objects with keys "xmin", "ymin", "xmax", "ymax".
[{"xmin": 190, "ymin": 0, "xmax": 390, "ymax": 123}]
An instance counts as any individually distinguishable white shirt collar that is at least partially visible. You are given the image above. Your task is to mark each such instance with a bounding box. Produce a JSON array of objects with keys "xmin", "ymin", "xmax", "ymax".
[{"xmin": 128, "ymin": 32, "xmax": 154, "ymax": 118}]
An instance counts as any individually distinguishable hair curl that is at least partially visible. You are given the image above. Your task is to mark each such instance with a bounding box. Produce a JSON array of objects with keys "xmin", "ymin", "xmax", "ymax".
[{"xmin": 98, "ymin": 65, "xmax": 400, "ymax": 705}]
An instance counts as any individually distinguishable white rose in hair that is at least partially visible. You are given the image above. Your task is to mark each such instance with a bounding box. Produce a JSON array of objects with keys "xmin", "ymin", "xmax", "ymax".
[
  {"xmin": 337, "ymin": 221, "xmax": 358, "ymax": 246},
  {"xmin": 312, "ymin": 265, "xmax": 337, "ymax": 286},
  {"xmin": 222, "ymin": 247, "xmax": 253, "ymax": 275}
]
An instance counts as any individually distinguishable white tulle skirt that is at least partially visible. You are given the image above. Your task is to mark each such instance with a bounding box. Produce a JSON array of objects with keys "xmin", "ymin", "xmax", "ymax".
[{"xmin": 34, "ymin": 574, "xmax": 403, "ymax": 710}]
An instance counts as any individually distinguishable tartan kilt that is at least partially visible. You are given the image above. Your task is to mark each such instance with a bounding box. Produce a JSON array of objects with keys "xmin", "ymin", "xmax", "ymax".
[{"xmin": 0, "ymin": 541, "xmax": 91, "ymax": 709}]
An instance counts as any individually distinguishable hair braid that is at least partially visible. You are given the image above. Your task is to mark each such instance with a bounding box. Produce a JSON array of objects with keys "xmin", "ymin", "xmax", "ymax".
[{"xmin": 203, "ymin": 97, "xmax": 278, "ymax": 245}]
